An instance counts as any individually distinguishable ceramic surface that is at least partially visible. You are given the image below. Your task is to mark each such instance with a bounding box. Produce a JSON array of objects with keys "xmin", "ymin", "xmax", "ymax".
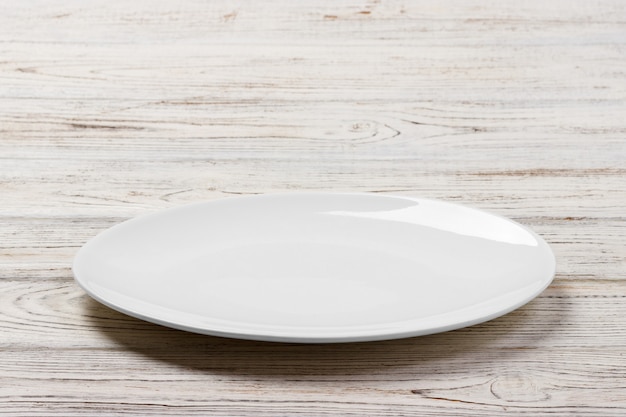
[{"xmin": 73, "ymin": 193, "xmax": 555, "ymax": 343}]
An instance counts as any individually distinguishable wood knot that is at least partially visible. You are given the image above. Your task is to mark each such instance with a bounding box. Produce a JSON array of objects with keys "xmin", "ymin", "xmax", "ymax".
[
  {"xmin": 490, "ymin": 373, "xmax": 550, "ymax": 402},
  {"xmin": 350, "ymin": 121, "xmax": 372, "ymax": 132}
]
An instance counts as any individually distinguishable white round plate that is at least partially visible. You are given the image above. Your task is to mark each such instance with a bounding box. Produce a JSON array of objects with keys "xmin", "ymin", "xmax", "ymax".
[{"xmin": 73, "ymin": 193, "xmax": 555, "ymax": 343}]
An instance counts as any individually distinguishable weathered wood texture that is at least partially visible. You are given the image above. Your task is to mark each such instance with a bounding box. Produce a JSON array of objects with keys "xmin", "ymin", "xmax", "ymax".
[{"xmin": 1, "ymin": 0, "xmax": 625, "ymax": 415}]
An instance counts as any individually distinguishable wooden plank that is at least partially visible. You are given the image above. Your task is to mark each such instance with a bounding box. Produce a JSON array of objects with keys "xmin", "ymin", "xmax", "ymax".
[
  {"xmin": 0, "ymin": 279, "xmax": 625, "ymax": 348},
  {"xmin": 1, "ymin": 215, "xmax": 624, "ymax": 281}
]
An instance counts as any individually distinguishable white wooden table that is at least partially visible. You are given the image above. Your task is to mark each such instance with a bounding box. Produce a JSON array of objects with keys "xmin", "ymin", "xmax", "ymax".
[{"xmin": 1, "ymin": 1, "xmax": 625, "ymax": 415}]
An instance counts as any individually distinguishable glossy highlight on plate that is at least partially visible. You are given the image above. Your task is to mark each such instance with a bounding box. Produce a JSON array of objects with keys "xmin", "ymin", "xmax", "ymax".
[{"xmin": 73, "ymin": 193, "xmax": 556, "ymax": 343}]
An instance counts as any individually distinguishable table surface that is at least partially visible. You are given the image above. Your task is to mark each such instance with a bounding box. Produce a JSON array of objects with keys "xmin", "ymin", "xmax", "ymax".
[{"xmin": 1, "ymin": 0, "xmax": 625, "ymax": 415}]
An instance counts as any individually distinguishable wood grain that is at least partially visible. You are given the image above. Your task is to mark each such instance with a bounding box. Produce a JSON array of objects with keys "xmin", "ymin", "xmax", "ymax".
[{"xmin": 1, "ymin": 0, "xmax": 625, "ymax": 415}]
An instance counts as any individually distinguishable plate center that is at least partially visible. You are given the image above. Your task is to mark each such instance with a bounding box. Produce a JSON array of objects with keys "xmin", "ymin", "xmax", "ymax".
[{"xmin": 156, "ymin": 241, "xmax": 454, "ymax": 327}]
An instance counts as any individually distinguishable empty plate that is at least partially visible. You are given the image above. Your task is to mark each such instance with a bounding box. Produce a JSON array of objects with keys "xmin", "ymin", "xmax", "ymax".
[{"xmin": 73, "ymin": 193, "xmax": 555, "ymax": 343}]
